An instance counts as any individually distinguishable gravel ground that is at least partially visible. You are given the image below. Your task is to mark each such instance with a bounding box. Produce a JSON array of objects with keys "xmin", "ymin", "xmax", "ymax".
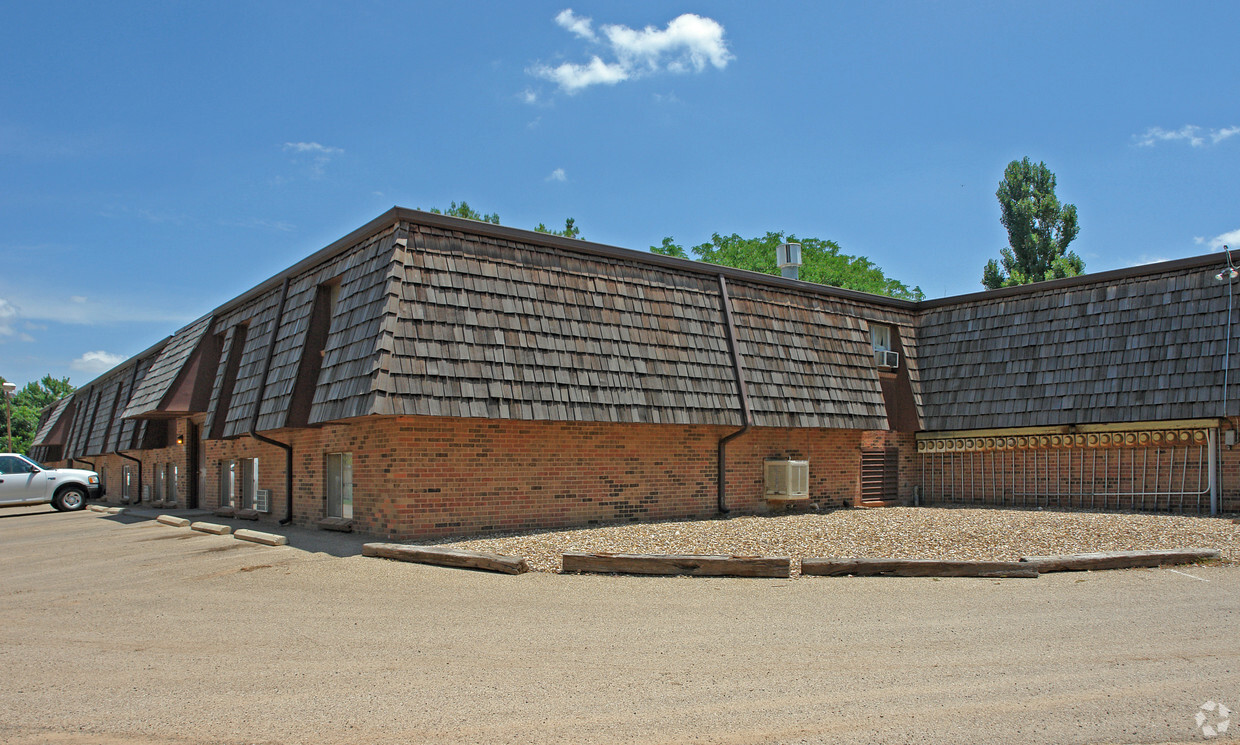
[{"xmin": 441, "ymin": 506, "xmax": 1240, "ymax": 574}]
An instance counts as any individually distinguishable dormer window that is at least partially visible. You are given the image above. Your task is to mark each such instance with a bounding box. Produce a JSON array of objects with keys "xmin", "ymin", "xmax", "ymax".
[{"xmin": 870, "ymin": 324, "xmax": 899, "ymax": 369}]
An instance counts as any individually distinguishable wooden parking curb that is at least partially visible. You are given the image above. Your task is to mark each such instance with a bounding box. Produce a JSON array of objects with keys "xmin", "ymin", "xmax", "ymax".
[
  {"xmin": 801, "ymin": 558, "xmax": 1038, "ymax": 578},
  {"xmin": 87, "ymin": 505, "xmax": 109, "ymax": 513},
  {"xmin": 561, "ymin": 553, "xmax": 791, "ymax": 578},
  {"xmin": 191, "ymin": 522, "xmax": 232, "ymax": 535},
  {"xmin": 1019, "ymin": 548, "xmax": 1221, "ymax": 573},
  {"xmin": 156, "ymin": 515, "xmax": 191, "ymax": 528},
  {"xmin": 233, "ymin": 529, "xmax": 288, "ymax": 546},
  {"xmin": 363, "ymin": 543, "xmax": 529, "ymax": 574}
]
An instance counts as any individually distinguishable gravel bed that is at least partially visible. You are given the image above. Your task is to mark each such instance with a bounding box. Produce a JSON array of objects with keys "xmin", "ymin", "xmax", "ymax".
[{"xmin": 439, "ymin": 506, "xmax": 1240, "ymax": 576}]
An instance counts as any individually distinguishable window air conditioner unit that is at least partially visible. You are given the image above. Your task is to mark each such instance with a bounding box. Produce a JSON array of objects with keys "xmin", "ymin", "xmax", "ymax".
[
  {"xmin": 874, "ymin": 349, "xmax": 899, "ymax": 368},
  {"xmin": 765, "ymin": 459, "xmax": 809, "ymax": 501},
  {"xmin": 255, "ymin": 489, "xmax": 272, "ymax": 514}
]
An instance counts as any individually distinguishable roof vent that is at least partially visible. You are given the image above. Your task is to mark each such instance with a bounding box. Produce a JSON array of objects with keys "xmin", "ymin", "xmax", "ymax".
[{"xmin": 776, "ymin": 243, "xmax": 801, "ymax": 280}]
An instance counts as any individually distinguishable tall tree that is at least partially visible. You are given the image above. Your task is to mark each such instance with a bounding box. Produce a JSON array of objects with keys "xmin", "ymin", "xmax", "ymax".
[
  {"xmin": 0, "ymin": 375, "xmax": 74, "ymax": 455},
  {"xmin": 983, "ymin": 157, "xmax": 1082, "ymax": 289},
  {"xmin": 652, "ymin": 232, "xmax": 923, "ymax": 301}
]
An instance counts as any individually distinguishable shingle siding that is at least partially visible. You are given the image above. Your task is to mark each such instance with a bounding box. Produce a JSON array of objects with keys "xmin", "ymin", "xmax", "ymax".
[
  {"xmin": 368, "ymin": 224, "xmax": 743, "ymax": 426},
  {"xmin": 916, "ymin": 265, "xmax": 1234, "ymax": 430},
  {"xmin": 122, "ymin": 315, "xmax": 213, "ymax": 418}
]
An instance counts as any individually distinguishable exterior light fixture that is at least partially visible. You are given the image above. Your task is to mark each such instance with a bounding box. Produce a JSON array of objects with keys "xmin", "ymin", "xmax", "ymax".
[{"xmin": 176, "ymin": 434, "xmax": 185, "ymax": 445}]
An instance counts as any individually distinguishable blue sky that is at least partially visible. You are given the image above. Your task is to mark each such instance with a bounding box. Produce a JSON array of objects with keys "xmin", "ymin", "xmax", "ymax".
[{"xmin": 1, "ymin": 1, "xmax": 1237, "ymax": 389}]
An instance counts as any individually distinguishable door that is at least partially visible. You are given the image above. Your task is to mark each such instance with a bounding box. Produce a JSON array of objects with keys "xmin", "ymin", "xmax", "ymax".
[
  {"xmin": 326, "ymin": 453, "xmax": 352, "ymax": 519},
  {"xmin": 187, "ymin": 421, "xmax": 201, "ymax": 509}
]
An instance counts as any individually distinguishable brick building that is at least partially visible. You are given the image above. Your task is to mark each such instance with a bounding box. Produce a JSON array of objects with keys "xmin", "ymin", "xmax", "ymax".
[{"xmin": 28, "ymin": 208, "xmax": 1240, "ymax": 539}]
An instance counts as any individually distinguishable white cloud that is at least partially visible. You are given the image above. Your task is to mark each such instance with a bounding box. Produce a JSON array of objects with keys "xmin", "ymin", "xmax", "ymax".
[
  {"xmin": 531, "ymin": 10, "xmax": 732, "ymax": 94},
  {"xmin": 282, "ymin": 141, "xmax": 343, "ymax": 176},
  {"xmin": 1202, "ymin": 228, "xmax": 1240, "ymax": 251},
  {"xmin": 555, "ymin": 9, "xmax": 596, "ymax": 41},
  {"xmin": 0, "ymin": 298, "xmax": 17, "ymax": 338},
  {"xmin": 1135, "ymin": 125, "xmax": 1240, "ymax": 148},
  {"xmin": 282, "ymin": 142, "xmax": 343, "ymax": 155},
  {"xmin": 547, "ymin": 168, "xmax": 567, "ymax": 182},
  {"xmin": 1129, "ymin": 254, "xmax": 1171, "ymax": 267},
  {"xmin": 534, "ymin": 56, "xmax": 629, "ymax": 93},
  {"xmin": 1, "ymin": 291, "xmax": 190, "ymax": 326},
  {"xmin": 521, "ymin": 89, "xmax": 539, "ymax": 105},
  {"xmin": 71, "ymin": 350, "xmax": 126, "ymax": 374}
]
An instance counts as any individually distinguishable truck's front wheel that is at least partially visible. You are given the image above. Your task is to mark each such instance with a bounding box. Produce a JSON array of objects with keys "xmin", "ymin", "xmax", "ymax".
[{"xmin": 54, "ymin": 486, "xmax": 87, "ymax": 512}]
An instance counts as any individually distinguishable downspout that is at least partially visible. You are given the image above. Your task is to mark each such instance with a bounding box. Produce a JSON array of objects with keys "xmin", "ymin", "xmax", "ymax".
[
  {"xmin": 112, "ymin": 360, "xmax": 145, "ymax": 503},
  {"xmin": 70, "ymin": 458, "xmax": 95, "ymax": 470},
  {"xmin": 248, "ymin": 278, "xmax": 295, "ymax": 525},
  {"xmin": 717, "ymin": 274, "xmax": 753, "ymax": 514}
]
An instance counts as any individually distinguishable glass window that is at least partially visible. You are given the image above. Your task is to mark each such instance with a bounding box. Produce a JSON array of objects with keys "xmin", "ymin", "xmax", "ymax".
[
  {"xmin": 167, "ymin": 463, "xmax": 179, "ymax": 506},
  {"xmin": 870, "ymin": 324, "xmax": 892, "ymax": 351},
  {"xmin": 326, "ymin": 452, "xmax": 353, "ymax": 519},
  {"xmin": 219, "ymin": 459, "xmax": 235, "ymax": 508},
  {"xmin": 240, "ymin": 458, "xmax": 258, "ymax": 510}
]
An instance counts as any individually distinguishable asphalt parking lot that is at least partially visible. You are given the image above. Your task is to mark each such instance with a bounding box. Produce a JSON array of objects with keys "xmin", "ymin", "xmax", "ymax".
[{"xmin": 1, "ymin": 506, "xmax": 1238, "ymax": 745}]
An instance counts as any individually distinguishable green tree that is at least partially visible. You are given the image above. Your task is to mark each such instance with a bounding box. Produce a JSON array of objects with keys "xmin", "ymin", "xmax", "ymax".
[
  {"xmin": 0, "ymin": 375, "xmax": 74, "ymax": 455},
  {"xmin": 425, "ymin": 202, "xmax": 582, "ymax": 237},
  {"xmin": 983, "ymin": 157, "xmax": 1082, "ymax": 289},
  {"xmin": 534, "ymin": 217, "xmax": 582, "ymax": 239},
  {"xmin": 429, "ymin": 201, "xmax": 500, "ymax": 224},
  {"xmin": 652, "ymin": 232, "xmax": 923, "ymax": 301}
]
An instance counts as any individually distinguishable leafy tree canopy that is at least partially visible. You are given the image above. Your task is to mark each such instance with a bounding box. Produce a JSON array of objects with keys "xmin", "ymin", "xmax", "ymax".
[
  {"xmin": 534, "ymin": 217, "xmax": 581, "ymax": 240},
  {"xmin": 983, "ymin": 157, "xmax": 1082, "ymax": 289},
  {"xmin": 429, "ymin": 201, "xmax": 500, "ymax": 225},
  {"xmin": 0, "ymin": 375, "xmax": 74, "ymax": 455},
  {"xmin": 651, "ymin": 232, "xmax": 924, "ymax": 301},
  {"xmin": 425, "ymin": 202, "xmax": 582, "ymax": 238}
]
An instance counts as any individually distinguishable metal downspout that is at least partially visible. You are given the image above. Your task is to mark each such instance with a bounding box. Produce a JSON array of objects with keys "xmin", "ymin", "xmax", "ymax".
[
  {"xmin": 717, "ymin": 274, "xmax": 753, "ymax": 514},
  {"xmin": 1209, "ymin": 428, "xmax": 1219, "ymax": 516},
  {"xmin": 248, "ymin": 278, "xmax": 295, "ymax": 525},
  {"xmin": 70, "ymin": 458, "xmax": 95, "ymax": 470}
]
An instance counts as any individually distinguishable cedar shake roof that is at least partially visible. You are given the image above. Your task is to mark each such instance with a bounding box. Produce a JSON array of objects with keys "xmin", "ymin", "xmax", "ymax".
[
  {"xmin": 916, "ymin": 257, "xmax": 1234, "ymax": 429},
  {"xmin": 31, "ymin": 395, "xmax": 72, "ymax": 447},
  {"xmin": 42, "ymin": 207, "xmax": 1238, "ymax": 454},
  {"xmin": 122, "ymin": 315, "xmax": 213, "ymax": 419}
]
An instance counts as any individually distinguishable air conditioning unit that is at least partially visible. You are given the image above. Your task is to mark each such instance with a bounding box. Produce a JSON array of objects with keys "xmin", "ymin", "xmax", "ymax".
[
  {"xmin": 874, "ymin": 349, "xmax": 899, "ymax": 368},
  {"xmin": 765, "ymin": 459, "xmax": 809, "ymax": 501},
  {"xmin": 255, "ymin": 489, "xmax": 272, "ymax": 514}
]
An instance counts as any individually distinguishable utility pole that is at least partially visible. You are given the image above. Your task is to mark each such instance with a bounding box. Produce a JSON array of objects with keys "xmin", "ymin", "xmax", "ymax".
[{"xmin": 2, "ymin": 381, "xmax": 15, "ymax": 453}]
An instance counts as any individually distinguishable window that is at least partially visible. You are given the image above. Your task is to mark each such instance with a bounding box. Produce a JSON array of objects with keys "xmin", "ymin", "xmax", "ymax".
[
  {"xmin": 219, "ymin": 459, "xmax": 236, "ymax": 508},
  {"xmin": 870, "ymin": 324, "xmax": 898, "ymax": 368},
  {"xmin": 0, "ymin": 455, "xmax": 30, "ymax": 474},
  {"xmin": 166, "ymin": 463, "xmax": 179, "ymax": 506},
  {"xmin": 326, "ymin": 452, "xmax": 353, "ymax": 519},
  {"xmin": 154, "ymin": 464, "xmax": 166, "ymax": 502},
  {"xmin": 122, "ymin": 464, "xmax": 135, "ymax": 502},
  {"xmin": 240, "ymin": 458, "xmax": 258, "ymax": 510}
]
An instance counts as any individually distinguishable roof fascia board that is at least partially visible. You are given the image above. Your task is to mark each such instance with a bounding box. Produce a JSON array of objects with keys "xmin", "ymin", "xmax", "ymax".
[{"xmin": 392, "ymin": 208, "xmax": 919, "ymax": 310}]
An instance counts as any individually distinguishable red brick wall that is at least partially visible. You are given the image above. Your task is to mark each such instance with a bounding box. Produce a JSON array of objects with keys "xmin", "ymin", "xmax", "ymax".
[
  {"xmin": 56, "ymin": 419, "xmax": 193, "ymax": 507},
  {"xmin": 187, "ymin": 416, "xmax": 896, "ymax": 540}
]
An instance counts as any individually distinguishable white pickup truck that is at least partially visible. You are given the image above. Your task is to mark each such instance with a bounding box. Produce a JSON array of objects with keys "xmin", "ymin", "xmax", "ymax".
[{"xmin": 0, "ymin": 453, "xmax": 101, "ymax": 511}]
